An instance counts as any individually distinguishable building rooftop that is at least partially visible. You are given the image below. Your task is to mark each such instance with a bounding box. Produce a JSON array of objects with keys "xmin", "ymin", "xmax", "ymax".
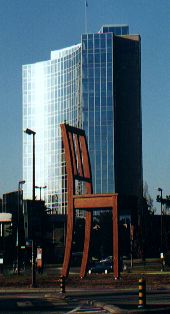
[{"xmin": 99, "ymin": 24, "xmax": 129, "ymax": 35}]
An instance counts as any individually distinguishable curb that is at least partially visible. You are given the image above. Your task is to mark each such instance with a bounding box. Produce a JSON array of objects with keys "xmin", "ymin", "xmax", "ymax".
[{"xmin": 0, "ymin": 288, "xmax": 60, "ymax": 294}]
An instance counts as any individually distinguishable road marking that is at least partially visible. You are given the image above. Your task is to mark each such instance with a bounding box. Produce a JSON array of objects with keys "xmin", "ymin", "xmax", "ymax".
[
  {"xmin": 67, "ymin": 305, "xmax": 107, "ymax": 313},
  {"xmin": 17, "ymin": 301, "xmax": 33, "ymax": 307},
  {"xmin": 67, "ymin": 306, "xmax": 79, "ymax": 312}
]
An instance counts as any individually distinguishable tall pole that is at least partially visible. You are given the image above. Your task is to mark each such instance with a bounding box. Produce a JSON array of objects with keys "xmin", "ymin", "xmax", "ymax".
[
  {"xmin": 17, "ymin": 180, "xmax": 25, "ymax": 275},
  {"xmin": 24, "ymin": 128, "xmax": 36, "ymax": 201},
  {"xmin": 24, "ymin": 128, "xmax": 36, "ymax": 287},
  {"xmin": 130, "ymin": 224, "xmax": 134, "ymax": 268},
  {"xmin": 158, "ymin": 188, "xmax": 163, "ymax": 252},
  {"xmin": 160, "ymin": 189, "xmax": 163, "ymax": 252},
  {"xmin": 32, "ymin": 132, "xmax": 36, "ymax": 287},
  {"xmin": 33, "ymin": 133, "xmax": 35, "ymax": 201},
  {"xmin": 85, "ymin": 1, "xmax": 88, "ymax": 33},
  {"xmin": 158, "ymin": 187, "xmax": 164, "ymax": 271}
]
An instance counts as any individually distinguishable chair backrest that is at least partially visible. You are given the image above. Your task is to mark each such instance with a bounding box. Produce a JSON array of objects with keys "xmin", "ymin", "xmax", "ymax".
[{"xmin": 60, "ymin": 123, "xmax": 93, "ymax": 196}]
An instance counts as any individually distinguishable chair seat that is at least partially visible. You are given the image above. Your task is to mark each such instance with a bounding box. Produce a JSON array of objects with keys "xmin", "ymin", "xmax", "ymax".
[{"xmin": 73, "ymin": 193, "xmax": 118, "ymax": 209}]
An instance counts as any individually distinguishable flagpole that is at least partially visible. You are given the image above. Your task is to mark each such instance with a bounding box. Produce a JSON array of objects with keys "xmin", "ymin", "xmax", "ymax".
[{"xmin": 85, "ymin": 1, "xmax": 88, "ymax": 33}]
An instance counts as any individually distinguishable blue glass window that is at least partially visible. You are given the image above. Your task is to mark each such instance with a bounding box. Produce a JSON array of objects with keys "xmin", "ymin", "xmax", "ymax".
[
  {"xmin": 95, "ymin": 53, "xmax": 100, "ymax": 63},
  {"xmin": 82, "ymin": 39, "xmax": 87, "ymax": 50},
  {"xmin": 89, "ymin": 95, "xmax": 94, "ymax": 107},
  {"xmin": 107, "ymin": 53, "xmax": 112, "ymax": 62},
  {"xmin": 101, "ymin": 53, "xmax": 106, "ymax": 63},
  {"xmin": 88, "ymin": 53, "xmax": 93, "ymax": 64},
  {"xmin": 89, "ymin": 112, "xmax": 94, "ymax": 124},
  {"xmin": 101, "ymin": 67, "xmax": 106, "ymax": 77},
  {"xmin": 95, "ymin": 96, "xmax": 100, "ymax": 106},
  {"xmin": 88, "ymin": 34, "xmax": 93, "ymax": 40},
  {"xmin": 122, "ymin": 26, "xmax": 129, "ymax": 35},
  {"xmin": 88, "ymin": 67, "xmax": 94, "ymax": 78},
  {"xmin": 94, "ymin": 38, "xmax": 100, "ymax": 49},
  {"xmin": 95, "ymin": 78, "xmax": 100, "ymax": 86},
  {"xmin": 89, "ymin": 79, "xmax": 94, "ymax": 93},
  {"xmin": 95, "ymin": 111, "xmax": 100, "ymax": 125},
  {"xmin": 88, "ymin": 40, "xmax": 93, "ymax": 50},
  {"xmin": 96, "ymin": 184, "xmax": 101, "ymax": 194},
  {"xmin": 107, "ymin": 38, "xmax": 112, "ymax": 49},
  {"xmin": 82, "ymin": 66, "xmax": 87, "ymax": 79},
  {"xmin": 100, "ymin": 34, "xmax": 106, "ymax": 41},
  {"xmin": 101, "ymin": 111, "xmax": 106, "ymax": 125},
  {"xmin": 95, "ymin": 67, "xmax": 100, "ymax": 78},
  {"xmin": 107, "ymin": 66, "xmax": 112, "ymax": 80},
  {"xmin": 82, "ymin": 93, "xmax": 88, "ymax": 105},
  {"xmin": 82, "ymin": 54, "xmax": 87, "ymax": 65},
  {"xmin": 82, "ymin": 79, "xmax": 88, "ymax": 92},
  {"xmin": 101, "ymin": 38, "xmax": 106, "ymax": 49}
]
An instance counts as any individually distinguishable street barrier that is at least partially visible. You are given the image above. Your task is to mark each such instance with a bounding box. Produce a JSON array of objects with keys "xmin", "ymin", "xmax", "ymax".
[{"xmin": 138, "ymin": 278, "xmax": 146, "ymax": 308}]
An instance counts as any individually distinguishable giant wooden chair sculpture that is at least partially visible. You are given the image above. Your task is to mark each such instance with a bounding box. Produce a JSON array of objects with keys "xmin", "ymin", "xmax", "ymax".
[{"xmin": 60, "ymin": 123, "xmax": 119, "ymax": 279}]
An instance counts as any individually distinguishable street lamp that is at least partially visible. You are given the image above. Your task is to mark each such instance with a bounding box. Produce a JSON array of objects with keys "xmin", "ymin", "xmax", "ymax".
[
  {"xmin": 17, "ymin": 180, "xmax": 25, "ymax": 275},
  {"xmin": 158, "ymin": 187, "xmax": 164, "ymax": 271},
  {"xmin": 24, "ymin": 128, "xmax": 36, "ymax": 201},
  {"xmin": 35, "ymin": 185, "xmax": 47, "ymax": 201},
  {"xmin": 24, "ymin": 128, "xmax": 36, "ymax": 287}
]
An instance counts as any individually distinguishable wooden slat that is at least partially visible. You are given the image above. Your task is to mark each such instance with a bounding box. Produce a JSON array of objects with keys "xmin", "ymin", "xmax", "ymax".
[
  {"xmin": 79, "ymin": 135, "xmax": 91, "ymax": 179},
  {"xmin": 74, "ymin": 194, "xmax": 117, "ymax": 209},
  {"xmin": 75, "ymin": 134, "xmax": 83, "ymax": 177},
  {"xmin": 68, "ymin": 132, "xmax": 78, "ymax": 176}
]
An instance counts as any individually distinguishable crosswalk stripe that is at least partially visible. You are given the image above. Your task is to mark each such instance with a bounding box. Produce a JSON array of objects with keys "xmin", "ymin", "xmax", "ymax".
[
  {"xmin": 67, "ymin": 305, "xmax": 107, "ymax": 313},
  {"xmin": 17, "ymin": 301, "xmax": 33, "ymax": 307}
]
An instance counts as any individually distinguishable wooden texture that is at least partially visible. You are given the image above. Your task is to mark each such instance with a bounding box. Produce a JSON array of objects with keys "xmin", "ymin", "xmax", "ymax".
[{"xmin": 60, "ymin": 123, "xmax": 119, "ymax": 279}]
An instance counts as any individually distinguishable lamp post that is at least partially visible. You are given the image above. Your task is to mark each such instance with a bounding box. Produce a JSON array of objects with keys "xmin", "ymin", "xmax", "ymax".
[
  {"xmin": 24, "ymin": 128, "xmax": 36, "ymax": 201},
  {"xmin": 158, "ymin": 187, "xmax": 164, "ymax": 271},
  {"xmin": 24, "ymin": 128, "xmax": 36, "ymax": 287},
  {"xmin": 35, "ymin": 185, "xmax": 47, "ymax": 201},
  {"xmin": 17, "ymin": 180, "xmax": 25, "ymax": 275}
]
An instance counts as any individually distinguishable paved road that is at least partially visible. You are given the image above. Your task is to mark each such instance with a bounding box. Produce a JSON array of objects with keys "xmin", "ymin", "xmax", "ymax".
[
  {"xmin": 66, "ymin": 289, "xmax": 170, "ymax": 312},
  {"xmin": 0, "ymin": 289, "xmax": 170, "ymax": 313},
  {"xmin": 0, "ymin": 291, "xmax": 109, "ymax": 313},
  {"xmin": 0, "ymin": 291, "xmax": 71, "ymax": 313}
]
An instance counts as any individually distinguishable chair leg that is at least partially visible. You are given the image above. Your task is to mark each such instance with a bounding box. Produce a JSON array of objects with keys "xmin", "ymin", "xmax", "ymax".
[
  {"xmin": 113, "ymin": 198, "xmax": 119, "ymax": 279},
  {"xmin": 61, "ymin": 206, "xmax": 74, "ymax": 278},
  {"xmin": 80, "ymin": 210, "xmax": 92, "ymax": 278}
]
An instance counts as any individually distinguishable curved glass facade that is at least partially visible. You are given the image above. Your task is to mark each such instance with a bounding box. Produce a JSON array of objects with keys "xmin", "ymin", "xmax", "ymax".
[{"xmin": 23, "ymin": 44, "xmax": 81, "ymax": 213}]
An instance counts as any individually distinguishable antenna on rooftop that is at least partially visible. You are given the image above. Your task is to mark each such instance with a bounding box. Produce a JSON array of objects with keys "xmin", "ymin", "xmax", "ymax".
[{"xmin": 84, "ymin": 1, "xmax": 88, "ymax": 33}]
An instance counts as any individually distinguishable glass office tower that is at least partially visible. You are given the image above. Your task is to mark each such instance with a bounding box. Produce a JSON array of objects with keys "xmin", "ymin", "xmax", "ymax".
[
  {"xmin": 23, "ymin": 44, "xmax": 81, "ymax": 213},
  {"xmin": 23, "ymin": 25, "xmax": 142, "ymax": 217},
  {"xmin": 81, "ymin": 31, "xmax": 115, "ymax": 194}
]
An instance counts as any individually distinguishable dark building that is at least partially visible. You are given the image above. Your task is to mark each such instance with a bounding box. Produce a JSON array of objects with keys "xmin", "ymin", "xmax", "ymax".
[
  {"xmin": 3, "ymin": 191, "xmax": 19, "ymax": 236},
  {"xmin": 3, "ymin": 191, "xmax": 18, "ymax": 214},
  {"xmin": 0, "ymin": 199, "xmax": 2, "ymax": 212},
  {"xmin": 2, "ymin": 192, "xmax": 48, "ymax": 262},
  {"xmin": 45, "ymin": 214, "xmax": 66, "ymax": 263},
  {"xmin": 114, "ymin": 35, "xmax": 142, "ymax": 214},
  {"xmin": 143, "ymin": 214, "xmax": 170, "ymax": 258},
  {"xmin": 23, "ymin": 199, "xmax": 46, "ymax": 245}
]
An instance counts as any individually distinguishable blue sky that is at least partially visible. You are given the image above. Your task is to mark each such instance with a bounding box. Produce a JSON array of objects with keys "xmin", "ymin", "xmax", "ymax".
[{"xmin": 0, "ymin": 0, "xmax": 169, "ymax": 211}]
